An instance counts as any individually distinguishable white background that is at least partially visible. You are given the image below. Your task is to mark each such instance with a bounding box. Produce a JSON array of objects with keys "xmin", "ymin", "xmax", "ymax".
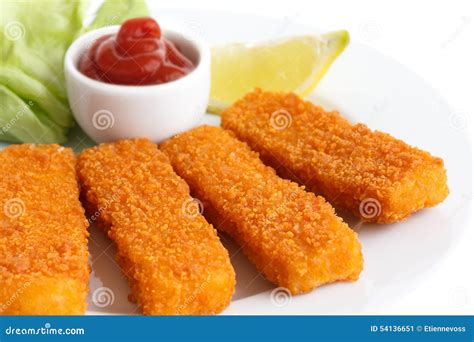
[{"xmin": 147, "ymin": 0, "xmax": 474, "ymax": 314}]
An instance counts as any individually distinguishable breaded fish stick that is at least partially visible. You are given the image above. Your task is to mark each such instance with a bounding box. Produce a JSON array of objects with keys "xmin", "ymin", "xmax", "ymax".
[
  {"xmin": 77, "ymin": 139, "xmax": 235, "ymax": 315},
  {"xmin": 161, "ymin": 126, "xmax": 363, "ymax": 294},
  {"xmin": 0, "ymin": 145, "xmax": 89, "ymax": 315},
  {"xmin": 222, "ymin": 89, "xmax": 449, "ymax": 223}
]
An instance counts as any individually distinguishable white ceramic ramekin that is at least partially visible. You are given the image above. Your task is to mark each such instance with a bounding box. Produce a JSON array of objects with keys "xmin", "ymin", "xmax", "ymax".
[{"xmin": 64, "ymin": 25, "xmax": 210, "ymax": 143}]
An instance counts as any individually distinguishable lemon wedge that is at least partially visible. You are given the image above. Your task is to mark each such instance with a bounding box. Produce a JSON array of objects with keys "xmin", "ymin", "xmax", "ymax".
[{"xmin": 208, "ymin": 30, "xmax": 349, "ymax": 113}]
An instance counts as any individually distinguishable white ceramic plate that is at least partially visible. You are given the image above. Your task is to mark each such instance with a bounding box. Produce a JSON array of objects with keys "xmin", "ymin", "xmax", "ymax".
[{"xmin": 1, "ymin": 10, "xmax": 471, "ymax": 315}]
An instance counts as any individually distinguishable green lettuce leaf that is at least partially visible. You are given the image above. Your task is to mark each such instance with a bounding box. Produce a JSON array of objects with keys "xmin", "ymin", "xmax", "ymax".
[
  {"xmin": 87, "ymin": 0, "xmax": 150, "ymax": 31},
  {"xmin": 0, "ymin": 0, "xmax": 149, "ymax": 144}
]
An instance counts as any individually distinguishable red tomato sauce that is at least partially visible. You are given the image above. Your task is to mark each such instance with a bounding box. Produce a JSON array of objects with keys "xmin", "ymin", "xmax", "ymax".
[{"xmin": 79, "ymin": 17, "xmax": 194, "ymax": 85}]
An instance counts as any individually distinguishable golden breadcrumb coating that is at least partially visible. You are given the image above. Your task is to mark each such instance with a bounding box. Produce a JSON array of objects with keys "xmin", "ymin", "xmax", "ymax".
[
  {"xmin": 77, "ymin": 139, "xmax": 235, "ymax": 315},
  {"xmin": 221, "ymin": 89, "xmax": 449, "ymax": 223},
  {"xmin": 160, "ymin": 126, "xmax": 363, "ymax": 295},
  {"xmin": 0, "ymin": 144, "xmax": 89, "ymax": 315}
]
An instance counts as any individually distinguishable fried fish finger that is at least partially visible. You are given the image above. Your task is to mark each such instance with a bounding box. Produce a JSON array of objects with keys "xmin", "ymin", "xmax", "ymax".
[
  {"xmin": 221, "ymin": 89, "xmax": 449, "ymax": 223},
  {"xmin": 77, "ymin": 139, "xmax": 235, "ymax": 315},
  {"xmin": 0, "ymin": 145, "xmax": 89, "ymax": 315},
  {"xmin": 161, "ymin": 126, "xmax": 363, "ymax": 295}
]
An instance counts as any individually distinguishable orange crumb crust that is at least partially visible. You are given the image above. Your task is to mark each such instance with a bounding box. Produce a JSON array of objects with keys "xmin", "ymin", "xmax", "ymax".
[
  {"xmin": 160, "ymin": 126, "xmax": 363, "ymax": 295},
  {"xmin": 77, "ymin": 139, "xmax": 235, "ymax": 315},
  {"xmin": 0, "ymin": 144, "xmax": 89, "ymax": 315},
  {"xmin": 221, "ymin": 89, "xmax": 449, "ymax": 223}
]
